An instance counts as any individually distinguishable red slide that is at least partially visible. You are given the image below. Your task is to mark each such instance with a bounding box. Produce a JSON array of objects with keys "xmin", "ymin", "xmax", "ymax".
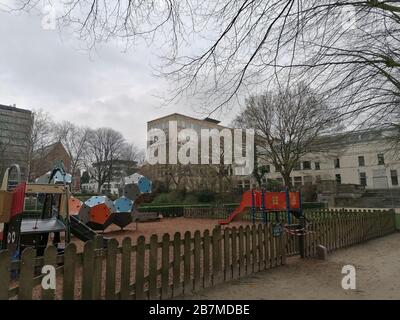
[{"xmin": 218, "ymin": 190, "xmax": 254, "ymax": 225}]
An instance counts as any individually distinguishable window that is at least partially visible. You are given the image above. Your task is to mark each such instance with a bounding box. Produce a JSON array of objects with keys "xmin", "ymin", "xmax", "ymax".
[
  {"xmin": 378, "ymin": 154, "xmax": 385, "ymax": 165},
  {"xmin": 302, "ymin": 161, "xmax": 311, "ymax": 170},
  {"xmin": 315, "ymin": 175, "xmax": 322, "ymax": 183},
  {"xmin": 391, "ymin": 170, "xmax": 398, "ymax": 186},
  {"xmin": 334, "ymin": 158, "xmax": 340, "ymax": 168},
  {"xmin": 293, "ymin": 162, "xmax": 301, "ymax": 170},
  {"xmin": 315, "ymin": 162, "xmax": 320, "ymax": 170},
  {"xmin": 335, "ymin": 174, "xmax": 342, "ymax": 184},
  {"xmin": 294, "ymin": 176, "xmax": 302, "ymax": 187},
  {"xmin": 265, "ymin": 165, "xmax": 270, "ymax": 173},
  {"xmin": 276, "ymin": 177, "xmax": 283, "ymax": 185},
  {"xmin": 359, "ymin": 172, "xmax": 367, "ymax": 186},
  {"xmin": 358, "ymin": 156, "xmax": 365, "ymax": 167},
  {"xmin": 304, "ymin": 176, "xmax": 313, "ymax": 185}
]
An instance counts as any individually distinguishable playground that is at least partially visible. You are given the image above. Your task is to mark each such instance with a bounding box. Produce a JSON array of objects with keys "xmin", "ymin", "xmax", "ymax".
[
  {"xmin": 186, "ymin": 232, "xmax": 400, "ymax": 300},
  {"xmin": 0, "ymin": 162, "xmax": 398, "ymax": 300}
]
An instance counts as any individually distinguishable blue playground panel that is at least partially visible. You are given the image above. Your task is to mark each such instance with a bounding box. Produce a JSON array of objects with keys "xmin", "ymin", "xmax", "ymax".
[
  {"xmin": 137, "ymin": 177, "xmax": 152, "ymax": 193},
  {"xmin": 53, "ymin": 171, "xmax": 72, "ymax": 184},
  {"xmin": 85, "ymin": 196, "xmax": 108, "ymax": 207},
  {"xmin": 114, "ymin": 197, "xmax": 134, "ymax": 213}
]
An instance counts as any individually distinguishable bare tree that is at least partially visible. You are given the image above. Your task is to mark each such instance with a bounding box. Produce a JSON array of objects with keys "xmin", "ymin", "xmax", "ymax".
[
  {"xmin": 233, "ymin": 83, "xmax": 341, "ymax": 187},
  {"xmin": 10, "ymin": 1, "xmax": 400, "ymax": 123},
  {"xmin": 85, "ymin": 127, "xmax": 125, "ymax": 193},
  {"xmin": 0, "ymin": 120, "xmax": 12, "ymax": 178},
  {"xmin": 121, "ymin": 142, "xmax": 145, "ymax": 166},
  {"xmin": 54, "ymin": 121, "xmax": 90, "ymax": 176},
  {"xmin": 27, "ymin": 109, "xmax": 56, "ymax": 178}
]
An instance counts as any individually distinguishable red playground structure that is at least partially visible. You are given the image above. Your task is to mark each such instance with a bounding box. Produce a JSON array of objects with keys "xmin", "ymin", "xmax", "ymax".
[{"xmin": 218, "ymin": 189, "xmax": 303, "ymax": 226}]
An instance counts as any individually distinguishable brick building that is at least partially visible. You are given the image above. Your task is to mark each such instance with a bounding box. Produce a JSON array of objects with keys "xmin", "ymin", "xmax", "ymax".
[{"xmin": 29, "ymin": 141, "xmax": 80, "ymax": 191}]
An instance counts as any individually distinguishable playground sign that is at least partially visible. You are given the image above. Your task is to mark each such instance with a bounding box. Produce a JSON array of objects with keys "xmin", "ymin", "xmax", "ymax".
[{"xmin": 272, "ymin": 223, "xmax": 283, "ymax": 237}]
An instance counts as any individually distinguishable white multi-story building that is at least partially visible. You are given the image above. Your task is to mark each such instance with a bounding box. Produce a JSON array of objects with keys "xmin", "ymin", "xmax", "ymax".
[{"xmin": 259, "ymin": 128, "xmax": 400, "ymax": 189}]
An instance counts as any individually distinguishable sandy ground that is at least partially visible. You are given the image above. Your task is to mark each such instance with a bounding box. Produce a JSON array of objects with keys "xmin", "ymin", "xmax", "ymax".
[
  {"xmin": 70, "ymin": 217, "xmax": 250, "ymax": 251},
  {"xmin": 185, "ymin": 232, "xmax": 400, "ymax": 300}
]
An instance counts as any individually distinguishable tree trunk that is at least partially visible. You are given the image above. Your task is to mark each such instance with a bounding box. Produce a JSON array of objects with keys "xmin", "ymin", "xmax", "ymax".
[{"xmin": 281, "ymin": 172, "xmax": 291, "ymax": 188}]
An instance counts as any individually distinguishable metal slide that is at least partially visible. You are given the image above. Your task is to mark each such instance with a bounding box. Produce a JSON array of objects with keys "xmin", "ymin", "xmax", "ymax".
[{"xmin": 69, "ymin": 215, "xmax": 109, "ymax": 247}]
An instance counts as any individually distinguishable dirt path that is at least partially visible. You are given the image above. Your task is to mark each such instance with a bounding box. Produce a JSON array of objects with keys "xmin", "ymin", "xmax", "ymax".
[{"xmin": 185, "ymin": 233, "xmax": 400, "ymax": 300}]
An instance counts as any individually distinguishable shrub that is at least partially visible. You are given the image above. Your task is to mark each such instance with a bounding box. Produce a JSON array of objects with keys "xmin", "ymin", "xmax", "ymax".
[{"xmin": 196, "ymin": 190, "xmax": 216, "ymax": 203}]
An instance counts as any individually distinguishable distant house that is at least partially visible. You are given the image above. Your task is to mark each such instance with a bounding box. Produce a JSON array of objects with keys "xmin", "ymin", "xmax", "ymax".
[
  {"xmin": 81, "ymin": 159, "xmax": 138, "ymax": 195},
  {"xmin": 29, "ymin": 141, "xmax": 80, "ymax": 191}
]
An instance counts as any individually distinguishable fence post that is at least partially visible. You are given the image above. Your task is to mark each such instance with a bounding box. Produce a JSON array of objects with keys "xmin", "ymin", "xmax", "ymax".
[
  {"xmin": 62, "ymin": 243, "xmax": 77, "ymax": 300},
  {"xmin": 231, "ymin": 227, "xmax": 238, "ymax": 279},
  {"xmin": 105, "ymin": 239, "xmax": 118, "ymax": 300},
  {"xmin": 82, "ymin": 240, "xmax": 95, "ymax": 300},
  {"xmin": 237, "ymin": 226, "xmax": 244, "ymax": 276},
  {"xmin": 120, "ymin": 237, "xmax": 132, "ymax": 300},
  {"xmin": 264, "ymin": 224, "xmax": 271, "ymax": 269},
  {"xmin": 245, "ymin": 226, "xmax": 251, "ymax": 274},
  {"xmin": 135, "ymin": 236, "xmax": 145, "ymax": 300},
  {"xmin": 149, "ymin": 234, "xmax": 158, "ymax": 300},
  {"xmin": 19, "ymin": 248, "xmax": 35, "ymax": 300},
  {"xmin": 212, "ymin": 226, "xmax": 222, "ymax": 285},
  {"xmin": 173, "ymin": 232, "xmax": 182, "ymax": 296},
  {"xmin": 42, "ymin": 246, "xmax": 57, "ymax": 300},
  {"xmin": 183, "ymin": 231, "xmax": 191, "ymax": 295},
  {"xmin": 0, "ymin": 250, "xmax": 10, "ymax": 300},
  {"xmin": 161, "ymin": 233, "xmax": 170, "ymax": 299},
  {"xmin": 298, "ymin": 218, "xmax": 306, "ymax": 258},
  {"xmin": 193, "ymin": 231, "xmax": 201, "ymax": 292},
  {"xmin": 224, "ymin": 228, "xmax": 231, "ymax": 281},
  {"xmin": 93, "ymin": 235, "xmax": 104, "ymax": 300},
  {"xmin": 203, "ymin": 230, "xmax": 211, "ymax": 289}
]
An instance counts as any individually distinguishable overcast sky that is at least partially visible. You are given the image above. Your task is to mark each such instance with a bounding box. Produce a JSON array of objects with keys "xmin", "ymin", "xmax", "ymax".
[{"xmin": 0, "ymin": 9, "xmax": 236, "ymax": 149}]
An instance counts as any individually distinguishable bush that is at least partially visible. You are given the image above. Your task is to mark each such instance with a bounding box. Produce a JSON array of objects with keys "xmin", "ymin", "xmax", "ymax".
[{"xmin": 196, "ymin": 190, "xmax": 216, "ymax": 203}]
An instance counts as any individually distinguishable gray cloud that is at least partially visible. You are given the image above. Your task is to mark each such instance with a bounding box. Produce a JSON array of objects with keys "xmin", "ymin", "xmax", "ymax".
[{"xmin": 0, "ymin": 10, "xmax": 236, "ymax": 149}]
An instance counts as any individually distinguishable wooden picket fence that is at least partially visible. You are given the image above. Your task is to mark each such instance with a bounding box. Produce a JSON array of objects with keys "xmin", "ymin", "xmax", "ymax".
[
  {"xmin": 300, "ymin": 209, "xmax": 396, "ymax": 257},
  {"xmin": 1, "ymin": 223, "xmax": 287, "ymax": 300},
  {"xmin": 0, "ymin": 209, "xmax": 396, "ymax": 300}
]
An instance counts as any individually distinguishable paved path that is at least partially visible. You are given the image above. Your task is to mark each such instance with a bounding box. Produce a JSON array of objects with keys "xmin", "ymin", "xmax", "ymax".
[{"xmin": 185, "ymin": 233, "xmax": 400, "ymax": 300}]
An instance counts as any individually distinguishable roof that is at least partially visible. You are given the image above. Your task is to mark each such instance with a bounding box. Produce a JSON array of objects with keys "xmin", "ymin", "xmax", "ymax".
[
  {"xmin": 203, "ymin": 117, "xmax": 221, "ymax": 124},
  {"xmin": 0, "ymin": 104, "xmax": 32, "ymax": 115},
  {"xmin": 33, "ymin": 141, "xmax": 67, "ymax": 159},
  {"xmin": 147, "ymin": 113, "xmax": 226, "ymax": 128},
  {"xmin": 92, "ymin": 159, "xmax": 138, "ymax": 167}
]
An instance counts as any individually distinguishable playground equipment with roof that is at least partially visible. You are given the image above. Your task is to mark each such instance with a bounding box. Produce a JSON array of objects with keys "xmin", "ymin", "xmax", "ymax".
[
  {"xmin": 0, "ymin": 162, "xmax": 153, "ymax": 259},
  {"xmin": 218, "ymin": 188, "xmax": 306, "ymax": 235}
]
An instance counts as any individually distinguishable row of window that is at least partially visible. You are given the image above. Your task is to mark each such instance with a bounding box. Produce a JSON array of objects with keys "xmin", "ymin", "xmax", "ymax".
[
  {"xmin": 334, "ymin": 169, "xmax": 398, "ymax": 186},
  {"xmin": 290, "ymin": 153, "xmax": 386, "ymax": 172}
]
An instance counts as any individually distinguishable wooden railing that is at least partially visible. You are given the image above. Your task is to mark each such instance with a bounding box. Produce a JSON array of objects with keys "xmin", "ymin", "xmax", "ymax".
[{"xmin": 0, "ymin": 209, "xmax": 396, "ymax": 300}]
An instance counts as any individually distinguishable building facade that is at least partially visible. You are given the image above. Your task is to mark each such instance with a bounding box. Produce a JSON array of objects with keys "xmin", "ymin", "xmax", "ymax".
[
  {"xmin": 81, "ymin": 159, "xmax": 138, "ymax": 195},
  {"xmin": 259, "ymin": 129, "xmax": 400, "ymax": 190},
  {"xmin": 0, "ymin": 104, "xmax": 33, "ymax": 181},
  {"xmin": 146, "ymin": 113, "xmax": 237, "ymax": 192}
]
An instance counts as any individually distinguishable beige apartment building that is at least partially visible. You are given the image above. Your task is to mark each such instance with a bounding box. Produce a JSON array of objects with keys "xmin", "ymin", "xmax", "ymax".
[
  {"xmin": 258, "ymin": 128, "xmax": 400, "ymax": 190},
  {"xmin": 146, "ymin": 113, "xmax": 399, "ymax": 192},
  {"xmin": 145, "ymin": 113, "xmax": 237, "ymax": 192}
]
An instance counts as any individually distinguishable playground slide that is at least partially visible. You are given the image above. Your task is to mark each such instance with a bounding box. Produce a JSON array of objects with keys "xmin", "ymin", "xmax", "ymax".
[
  {"xmin": 70, "ymin": 215, "xmax": 109, "ymax": 247},
  {"xmin": 218, "ymin": 202, "xmax": 248, "ymax": 225}
]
